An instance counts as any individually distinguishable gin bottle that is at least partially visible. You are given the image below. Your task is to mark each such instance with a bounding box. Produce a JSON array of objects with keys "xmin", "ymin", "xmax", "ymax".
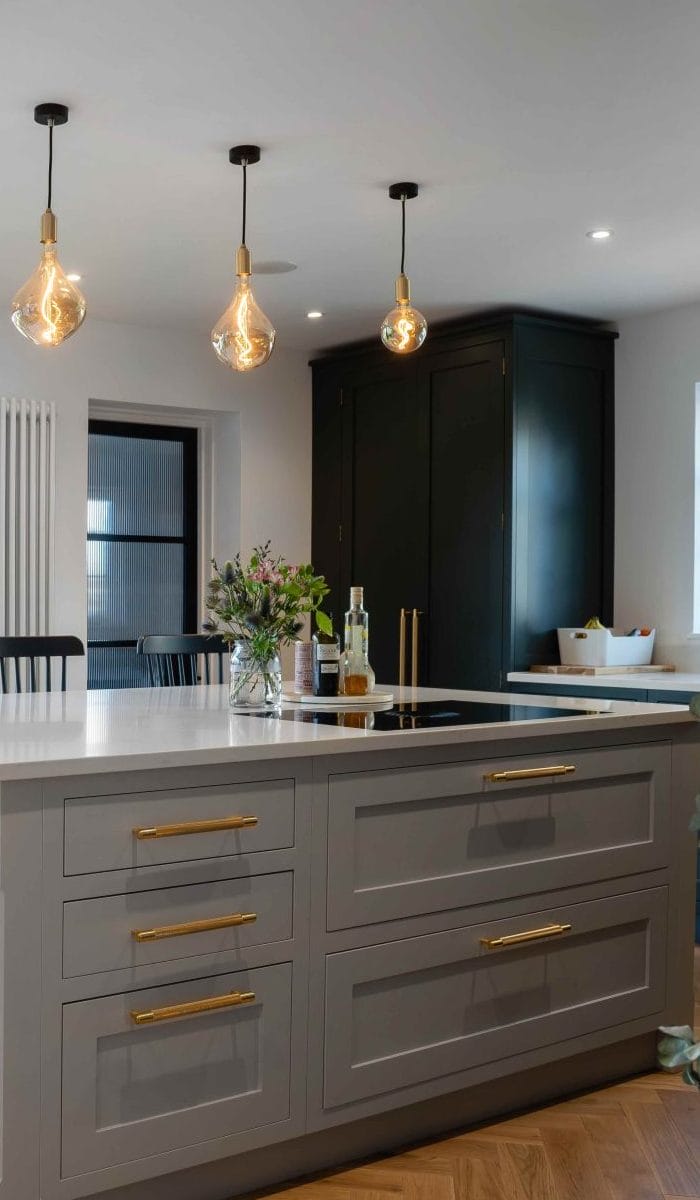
[{"xmin": 342, "ymin": 586, "xmax": 375, "ymax": 695}]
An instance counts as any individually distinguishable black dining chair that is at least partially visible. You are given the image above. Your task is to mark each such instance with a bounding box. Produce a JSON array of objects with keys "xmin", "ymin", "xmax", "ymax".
[
  {"xmin": 136, "ymin": 634, "xmax": 229, "ymax": 687},
  {"xmin": 0, "ymin": 635, "xmax": 85, "ymax": 693}
]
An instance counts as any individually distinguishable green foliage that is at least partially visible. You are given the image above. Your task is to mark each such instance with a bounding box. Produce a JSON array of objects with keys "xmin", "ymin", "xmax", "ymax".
[
  {"xmin": 315, "ymin": 610, "xmax": 333, "ymax": 637},
  {"xmin": 204, "ymin": 541, "xmax": 330, "ymax": 663}
]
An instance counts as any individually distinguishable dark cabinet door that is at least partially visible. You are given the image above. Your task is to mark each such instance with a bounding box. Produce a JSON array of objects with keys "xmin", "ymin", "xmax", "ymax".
[
  {"xmin": 426, "ymin": 342, "xmax": 506, "ymax": 690},
  {"xmin": 343, "ymin": 363, "xmax": 430, "ymax": 686},
  {"xmin": 511, "ymin": 324, "xmax": 613, "ymax": 669}
]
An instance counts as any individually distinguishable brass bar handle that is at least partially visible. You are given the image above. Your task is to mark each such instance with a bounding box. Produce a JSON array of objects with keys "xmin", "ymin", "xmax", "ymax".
[
  {"xmin": 484, "ymin": 765, "xmax": 576, "ymax": 783},
  {"xmin": 399, "ymin": 608, "xmax": 407, "ymax": 689},
  {"xmin": 411, "ymin": 608, "xmax": 423, "ymax": 689},
  {"xmin": 133, "ymin": 815, "xmax": 258, "ymax": 840},
  {"xmin": 132, "ymin": 912, "xmax": 257, "ymax": 942},
  {"xmin": 481, "ymin": 923, "xmax": 572, "ymax": 950},
  {"xmin": 130, "ymin": 989, "xmax": 256, "ymax": 1025}
]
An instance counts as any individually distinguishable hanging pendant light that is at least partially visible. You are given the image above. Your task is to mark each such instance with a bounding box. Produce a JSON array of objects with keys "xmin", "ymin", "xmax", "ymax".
[
  {"xmin": 211, "ymin": 145, "xmax": 275, "ymax": 372},
  {"xmin": 380, "ymin": 182, "xmax": 427, "ymax": 355},
  {"xmin": 11, "ymin": 103, "xmax": 86, "ymax": 347}
]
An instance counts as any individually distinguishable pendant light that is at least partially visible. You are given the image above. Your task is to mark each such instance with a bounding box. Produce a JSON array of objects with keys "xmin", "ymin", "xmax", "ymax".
[
  {"xmin": 380, "ymin": 182, "xmax": 427, "ymax": 354},
  {"xmin": 211, "ymin": 145, "xmax": 275, "ymax": 372},
  {"xmin": 11, "ymin": 103, "xmax": 86, "ymax": 347}
]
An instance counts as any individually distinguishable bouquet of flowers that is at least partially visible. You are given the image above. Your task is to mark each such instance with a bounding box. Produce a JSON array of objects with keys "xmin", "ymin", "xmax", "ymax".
[{"xmin": 204, "ymin": 542, "xmax": 331, "ymax": 667}]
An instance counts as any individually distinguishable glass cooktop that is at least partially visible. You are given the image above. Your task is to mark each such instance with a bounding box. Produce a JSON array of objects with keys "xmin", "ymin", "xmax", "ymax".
[{"xmin": 249, "ymin": 699, "xmax": 598, "ymax": 730}]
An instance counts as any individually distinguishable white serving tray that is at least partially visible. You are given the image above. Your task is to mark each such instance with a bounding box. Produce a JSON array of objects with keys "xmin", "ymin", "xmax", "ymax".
[{"xmin": 284, "ymin": 691, "xmax": 394, "ymax": 709}]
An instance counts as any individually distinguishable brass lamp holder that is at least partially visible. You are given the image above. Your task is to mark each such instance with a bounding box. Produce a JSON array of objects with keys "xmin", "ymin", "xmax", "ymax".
[{"xmin": 34, "ymin": 102, "xmax": 69, "ymax": 245}]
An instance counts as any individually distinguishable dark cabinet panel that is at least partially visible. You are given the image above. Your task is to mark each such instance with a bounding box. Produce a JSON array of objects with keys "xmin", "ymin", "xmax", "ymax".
[
  {"xmin": 312, "ymin": 377, "xmax": 343, "ymax": 615},
  {"xmin": 511, "ymin": 325, "xmax": 613, "ymax": 670},
  {"xmin": 427, "ymin": 344, "xmax": 505, "ymax": 689},
  {"xmin": 347, "ymin": 369, "xmax": 430, "ymax": 686}
]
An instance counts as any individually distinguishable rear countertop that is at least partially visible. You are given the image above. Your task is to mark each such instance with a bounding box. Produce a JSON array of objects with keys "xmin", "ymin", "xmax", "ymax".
[{"xmin": 508, "ymin": 671, "xmax": 700, "ymax": 693}]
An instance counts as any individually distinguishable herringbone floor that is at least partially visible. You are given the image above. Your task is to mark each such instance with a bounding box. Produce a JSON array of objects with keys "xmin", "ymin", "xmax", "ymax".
[{"xmin": 246, "ymin": 961, "xmax": 700, "ymax": 1199}]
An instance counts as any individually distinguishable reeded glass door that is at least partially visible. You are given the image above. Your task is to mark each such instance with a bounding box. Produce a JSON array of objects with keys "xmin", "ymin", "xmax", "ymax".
[{"xmin": 86, "ymin": 420, "xmax": 197, "ymax": 688}]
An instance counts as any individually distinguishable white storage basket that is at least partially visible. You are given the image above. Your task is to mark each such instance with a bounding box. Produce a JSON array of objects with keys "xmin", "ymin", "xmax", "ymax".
[{"xmin": 557, "ymin": 627, "xmax": 655, "ymax": 668}]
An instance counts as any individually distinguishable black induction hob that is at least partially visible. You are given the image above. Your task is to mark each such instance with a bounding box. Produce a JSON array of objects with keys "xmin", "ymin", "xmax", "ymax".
[{"xmin": 249, "ymin": 699, "xmax": 599, "ymax": 730}]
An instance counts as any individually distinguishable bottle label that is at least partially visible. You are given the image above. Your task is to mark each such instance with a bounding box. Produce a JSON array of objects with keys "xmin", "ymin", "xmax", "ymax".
[
  {"xmin": 320, "ymin": 663, "xmax": 339, "ymax": 674},
  {"xmin": 316, "ymin": 645, "xmax": 339, "ymax": 661}
]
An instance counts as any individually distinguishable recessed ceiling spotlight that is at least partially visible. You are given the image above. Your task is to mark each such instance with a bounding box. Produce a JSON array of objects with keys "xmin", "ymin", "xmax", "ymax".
[
  {"xmin": 586, "ymin": 229, "xmax": 613, "ymax": 240},
  {"xmin": 306, "ymin": 310, "xmax": 323, "ymax": 319},
  {"xmin": 66, "ymin": 272, "xmax": 82, "ymax": 282}
]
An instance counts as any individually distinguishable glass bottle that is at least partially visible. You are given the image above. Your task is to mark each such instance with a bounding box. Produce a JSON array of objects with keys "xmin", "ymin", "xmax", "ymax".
[
  {"xmin": 312, "ymin": 618, "xmax": 340, "ymax": 697},
  {"xmin": 342, "ymin": 586, "xmax": 375, "ymax": 696}
]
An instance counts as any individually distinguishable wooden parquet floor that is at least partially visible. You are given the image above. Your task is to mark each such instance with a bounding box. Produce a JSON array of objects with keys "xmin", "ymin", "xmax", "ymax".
[
  {"xmin": 246, "ymin": 958, "xmax": 700, "ymax": 1200},
  {"xmin": 255, "ymin": 1071, "xmax": 700, "ymax": 1199}
]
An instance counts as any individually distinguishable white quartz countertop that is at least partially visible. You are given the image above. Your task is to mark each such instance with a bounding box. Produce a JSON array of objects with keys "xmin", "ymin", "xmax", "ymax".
[
  {"xmin": 0, "ymin": 683, "xmax": 693, "ymax": 781},
  {"xmin": 507, "ymin": 671, "xmax": 700, "ymax": 693}
]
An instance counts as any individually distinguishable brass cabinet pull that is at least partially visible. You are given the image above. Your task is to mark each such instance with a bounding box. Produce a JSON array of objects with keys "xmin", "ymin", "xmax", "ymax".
[
  {"xmin": 399, "ymin": 608, "xmax": 408, "ymax": 688},
  {"xmin": 133, "ymin": 815, "xmax": 258, "ymax": 839},
  {"xmin": 484, "ymin": 765, "xmax": 576, "ymax": 783},
  {"xmin": 132, "ymin": 912, "xmax": 257, "ymax": 942},
  {"xmin": 411, "ymin": 608, "xmax": 422, "ymax": 689},
  {"xmin": 130, "ymin": 989, "xmax": 256, "ymax": 1025},
  {"xmin": 481, "ymin": 923, "xmax": 572, "ymax": 950}
]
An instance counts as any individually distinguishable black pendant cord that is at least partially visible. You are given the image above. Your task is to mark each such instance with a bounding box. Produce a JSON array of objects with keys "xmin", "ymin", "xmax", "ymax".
[
  {"xmin": 400, "ymin": 195, "xmax": 406, "ymax": 275},
  {"xmin": 47, "ymin": 120, "xmax": 54, "ymax": 210},
  {"xmin": 241, "ymin": 158, "xmax": 247, "ymax": 245}
]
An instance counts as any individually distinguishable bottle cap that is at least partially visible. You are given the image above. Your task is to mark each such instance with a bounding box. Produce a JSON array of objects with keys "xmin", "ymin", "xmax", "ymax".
[{"xmin": 350, "ymin": 586, "xmax": 363, "ymax": 605}]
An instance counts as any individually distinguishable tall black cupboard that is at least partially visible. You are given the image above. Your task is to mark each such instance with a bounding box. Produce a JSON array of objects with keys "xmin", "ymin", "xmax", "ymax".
[{"xmin": 311, "ymin": 312, "xmax": 615, "ymax": 690}]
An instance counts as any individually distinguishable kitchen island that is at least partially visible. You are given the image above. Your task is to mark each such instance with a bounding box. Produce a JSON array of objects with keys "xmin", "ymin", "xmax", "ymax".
[{"xmin": 0, "ymin": 684, "xmax": 697, "ymax": 1200}]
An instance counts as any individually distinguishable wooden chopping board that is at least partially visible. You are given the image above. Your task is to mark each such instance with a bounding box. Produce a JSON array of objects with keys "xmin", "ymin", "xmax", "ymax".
[{"xmin": 529, "ymin": 664, "xmax": 676, "ymax": 676}]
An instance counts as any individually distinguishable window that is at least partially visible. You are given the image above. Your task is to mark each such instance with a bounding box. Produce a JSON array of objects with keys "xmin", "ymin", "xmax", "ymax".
[{"xmin": 87, "ymin": 420, "xmax": 198, "ymax": 688}]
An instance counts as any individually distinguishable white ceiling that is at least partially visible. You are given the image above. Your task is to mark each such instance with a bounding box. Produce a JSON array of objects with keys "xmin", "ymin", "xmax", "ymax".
[{"xmin": 3, "ymin": 0, "xmax": 700, "ymax": 353}]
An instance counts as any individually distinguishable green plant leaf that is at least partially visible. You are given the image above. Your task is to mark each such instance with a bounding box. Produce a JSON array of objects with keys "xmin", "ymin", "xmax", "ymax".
[{"xmin": 316, "ymin": 610, "xmax": 333, "ymax": 636}]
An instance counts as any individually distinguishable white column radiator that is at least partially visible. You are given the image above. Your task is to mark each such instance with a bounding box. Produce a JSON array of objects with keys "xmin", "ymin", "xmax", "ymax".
[{"xmin": 0, "ymin": 397, "xmax": 55, "ymax": 636}]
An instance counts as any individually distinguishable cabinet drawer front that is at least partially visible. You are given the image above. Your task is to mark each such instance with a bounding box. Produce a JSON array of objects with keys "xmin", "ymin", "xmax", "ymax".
[
  {"xmin": 63, "ymin": 871, "xmax": 293, "ymax": 978},
  {"xmin": 61, "ymin": 962, "xmax": 292, "ymax": 1178},
  {"xmin": 324, "ymin": 887, "xmax": 667, "ymax": 1108},
  {"xmin": 64, "ymin": 778, "xmax": 295, "ymax": 875},
  {"xmin": 327, "ymin": 745, "xmax": 670, "ymax": 929}
]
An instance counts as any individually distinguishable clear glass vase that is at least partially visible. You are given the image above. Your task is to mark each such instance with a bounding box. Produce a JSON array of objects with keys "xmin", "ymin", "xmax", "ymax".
[{"xmin": 229, "ymin": 640, "xmax": 282, "ymax": 710}]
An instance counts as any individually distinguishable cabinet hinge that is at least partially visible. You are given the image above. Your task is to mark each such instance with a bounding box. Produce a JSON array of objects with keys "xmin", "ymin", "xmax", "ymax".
[
  {"xmin": 338, "ymin": 523, "xmax": 343, "ymax": 544},
  {"xmin": 339, "ymin": 389, "xmax": 344, "ymax": 408},
  {"xmin": 502, "ymin": 357, "xmax": 506, "ymax": 377}
]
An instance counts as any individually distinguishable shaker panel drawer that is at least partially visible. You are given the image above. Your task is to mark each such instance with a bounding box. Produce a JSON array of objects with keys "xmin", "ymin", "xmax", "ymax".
[
  {"xmin": 63, "ymin": 870, "xmax": 293, "ymax": 977},
  {"xmin": 324, "ymin": 886, "xmax": 667, "ymax": 1108},
  {"xmin": 61, "ymin": 962, "xmax": 292, "ymax": 1177},
  {"xmin": 64, "ymin": 778, "xmax": 295, "ymax": 875},
  {"xmin": 327, "ymin": 744, "xmax": 670, "ymax": 928}
]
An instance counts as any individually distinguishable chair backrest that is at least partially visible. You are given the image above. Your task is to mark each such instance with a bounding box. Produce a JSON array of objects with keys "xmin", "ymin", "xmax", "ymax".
[
  {"xmin": 137, "ymin": 634, "xmax": 229, "ymax": 687},
  {"xmin": 0, "ymin": 635, "xmax": 85, "ymax": 694}
]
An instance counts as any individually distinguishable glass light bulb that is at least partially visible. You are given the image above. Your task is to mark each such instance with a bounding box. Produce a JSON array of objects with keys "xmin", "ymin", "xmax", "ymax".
[
  {"xmin": 380, "ymin": 298, "xmax": 427, "ymax": 354},
  {"xmin": 11, "ymin": 245, "xmax": 86, "ymax": 347},
  {"xmin": 211, "ymin": 276, "xmax": 275, "ymax": 372}
]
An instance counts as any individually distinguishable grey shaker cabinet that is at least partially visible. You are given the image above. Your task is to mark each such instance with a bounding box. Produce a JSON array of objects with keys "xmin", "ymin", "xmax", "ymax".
[
  {"xmin": 63, "ymin": 777, "xmax": 295, "ymax": 874},
  {"xmin": 61, "ymin": 962, "xmax": 292, "ymax": 1178},
  {"xmin": 323, "ymin": 886, "xmax": 667, "ymax": 1108},
  {"xmin": 63, "ymin": 869, "xmax": 294, "ymax": 977},
  {"xmin": 326, "ymin": 744, "xmax": 671, "ymax": 928},
  {"xmin": 0, "ymin": 727, "xmax": 691, "ymax": 1200}
]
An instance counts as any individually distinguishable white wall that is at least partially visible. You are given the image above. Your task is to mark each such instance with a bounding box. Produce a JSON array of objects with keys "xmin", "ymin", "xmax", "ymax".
[
  {"xmin": 0, "ymin": 317, "xmax": 311, "ymax": 682},
  {"xmin": 615, "ymin": 301, "xmax": 700, "ymax": 669}
]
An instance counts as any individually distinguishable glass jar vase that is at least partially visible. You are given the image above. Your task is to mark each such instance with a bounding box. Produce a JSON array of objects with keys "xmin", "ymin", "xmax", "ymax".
[{"xmin": 229, "ymin": 640, "xmax": 282, "ymax": 710}]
